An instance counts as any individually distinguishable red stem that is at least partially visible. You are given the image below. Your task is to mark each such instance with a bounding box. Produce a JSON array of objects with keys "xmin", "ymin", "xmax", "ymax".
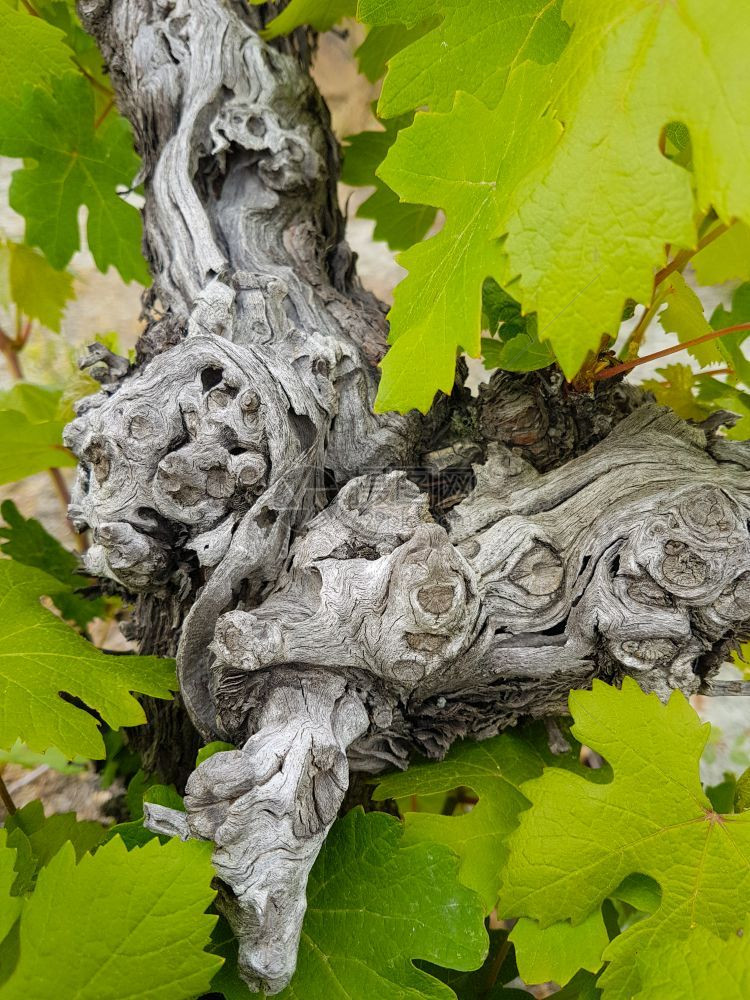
[{"xmin": 596, "ymin": 322, "xmax": 750, "ymax": 381}]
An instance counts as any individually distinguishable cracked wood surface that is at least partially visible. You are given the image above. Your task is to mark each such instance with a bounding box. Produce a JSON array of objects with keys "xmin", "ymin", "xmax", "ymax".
[{"xmin": 70, "ymin": 0, "xmax": 750, "ymax": 992}]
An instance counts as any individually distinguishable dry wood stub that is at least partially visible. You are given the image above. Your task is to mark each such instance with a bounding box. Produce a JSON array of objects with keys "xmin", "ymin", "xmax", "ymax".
[{"xmin": 71, "ymin": 0, "xmax": 750, "ymax": 992}]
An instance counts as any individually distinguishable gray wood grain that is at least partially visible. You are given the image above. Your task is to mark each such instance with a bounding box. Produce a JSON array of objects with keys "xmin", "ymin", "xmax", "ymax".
[{"xmin": 72, "ymin": 1, "xmax": 750, "ymax": 991}]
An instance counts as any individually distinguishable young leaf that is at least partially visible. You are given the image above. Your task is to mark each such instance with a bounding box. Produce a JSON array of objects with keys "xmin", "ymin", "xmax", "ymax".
[
  {"xmin": 0, "ymin": 241, "xmax": 75, "ymax": 332},
  {"xmin": 0, "ymin": 836, "xmax": 222, "ymax": 1000},
  {"xmin": 508, "ymin": 911, "xmax": 608, "ymax": 988},
  {"xmin": 359, "ymin": 0, "xmax": 570, "ymax": 117},
  {"xmin": 0, "ymin": 72, "xmax": 148, "ymax": 283},
  {"xmin": 709, "ymin": 281, "xmax": 750, "ymax": 385},
  {"xmin": 31, "ymin": 0, "xmax": 112, "ymax": 98},
  {"xmin": 277, "ymin": 809, "xmax": 488, "ymax": 999},
  {"xmin": 376, "ymin": 67, "xmax": 560, "ymax": 412},
  {"xmin": 633, "ymin": 924, "xmax": 750, "ymax": 1000},
  {"xmin": 0, "ymin": 560, "xmax": 175, "ymax": 759},
  {"xmin": 0, "ymin": 831, "xmax": 22, "ymax": 947},
  {"xmin": 373, "ymin": 727, "xmax": 581, "ymax": 911},
  {"xmin": 0, "ymin": 500, "xmax": 108, "ymax": 628},
  {"xmin": 5, "ymin": 800, "xmax": 106, "ymax": 894},
  {"xmin": 255, "ymin": 0, "xmax": 356, "ymax": 38},
  {"xmin": 343, "ymin": 117, "xmax": 436, "ymax": 251},
  {"xmin": 501, "ymin": 678, "xmax": 750, "ymax": 1000},
  {"xmin": 0, "ymin": 406, "xmax": 76, "ymax": 484},
  {"xmin": 376, "ymin": 2, "xmax": 750, "ymax": 408},
  {"xmin": 0, "ymin": 740, "xmax": 85, "ymax": 774},
  {"xmin": 482, "ymin": 333, "xmax": 554, "ymax": 373},
  {"xmin": 693, "ymin": 221, "xmax": 750, "ymax": 285},
  {"xmin": 641, "ymin": 364, "xmax": 709, "ymax": 423},
  {"xmin": 657, "ymin": 273, "xmax": 723, "ymax": 367},
  {"xmin": 355, "ymin": 21, "xmax": 436, "ymax": 84},
  {"xmin": 0, "ymin": 1, "xmax": 74, "ymax": 102},
  {"xmin": 697, "ymin": 377, "xmax": 750, "ymax": 439}
]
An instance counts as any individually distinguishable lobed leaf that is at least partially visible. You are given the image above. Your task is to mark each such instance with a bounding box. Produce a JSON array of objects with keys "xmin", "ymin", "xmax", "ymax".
[
  {"xmin": 210, "ymin": 808, "xmax": 488, "ymax": 999},
  {"xmin": 256, "ymin": 0, "xmax": 356, "ymax": 38},
  {"xmin": 358, "ymin": 0, "xmax": 570, "ymax": 117},
  {"xmin": 0, "ymin": 241, "xmax": 74, "ymax": 332},
  {"xmin": 0, "ymin": 73, "xmax": 148, "ymax": 283},
  {"xmin": 374, "ymin": 0, "xmax": 750, "ymax": 410},
  {"xmin": 501, "ymin": 678, "xmax": 750, "ymax": 1000},
  {"xmin": 0, "ymin": 0, "xmax": 74, "ymax": 102},
  {"xmin": 0, "ymin": 835, "xmax": 221, "ymax": 1000},
  {"xmin": 0, "ymin": 560, "xmax": 175, "ymax": 759}
]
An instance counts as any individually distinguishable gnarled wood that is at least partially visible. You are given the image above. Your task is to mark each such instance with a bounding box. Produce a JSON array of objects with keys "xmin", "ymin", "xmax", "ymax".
[{"xmin": 72, "ymin": 1, "xmax": 750, "ymax": 992}]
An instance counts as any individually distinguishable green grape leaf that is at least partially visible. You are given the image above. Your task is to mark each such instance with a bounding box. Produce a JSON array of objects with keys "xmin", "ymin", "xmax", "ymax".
[
  {"xmin": 482, "ymin": 333, "xmax": 554, "ymax": 373},
  {"xmin": 0, "ymin": 406, "xmax": 76, "ymax": 484},
  {"xmin": 355, "ymin": 21, "xmax": 436, "ymax": 83},
  {"xmin": 697, "ymin": 377, "xmax": 750, "ymax": 438},
  {"xmin": 276, "ymin": 809, "xmax": 487, "ymax": 999},
  {"xmin": 657, "ymin": 273, "xmax": 723, "ymax": 367},
  {"xmin": 0, "ymin": 831, "xmax": 22, "ymax": 946},
  {"xmin": 343, "ymin": 119, "xmax": 436, "ymax": 251},
  {"xmin": 0, "ymin": 72, "xmax": 148, "ymax": 282},
  {"xmin": 373, "ymin": 725, "xmax": 593, "ymax": 912},
  {"xmin": 734, "ymin": 766, "xmax": 750, "ymax": 813},
  {"xmin": 0, "ymin": 383, "xmax": 61, "ymax": 423},
  {"xmin": 481, "ymin": 278, "xmax": 528, "ymax": 338},
  {"xmin": 376, "ymin": 67, "xmax": 560, "ymax": 412},
  {"xmin": 0, "ymin": 499, "xmax": 78, "ymax": 583},
  {"xmin": 358, "ymin": 0, "xmax": 571, "ymax": 116},
  {"xmin": 553, "ymin": 969, "xmax": 601, "ymax": 1000},
  {"xmin": 641, "ymin": 364, "xmax": 710, "ymax": 423},
  {"xmin": 0, "ymin": 560, "xmax": 176, "ymax": 759},
  {"xmin": 709, "ymin": 281, "xmax": 750, "ymax": 385},
  {"xmin": 0, "ymin": 241, "xmax": 75, "ymax": 332},
  {"xmin": 257, "ymin": 0, "xmax": 356, "ymax": 38},
  {"xmin": 0, "ymin": 1, "xmax": 74, "ymax": 102},
  {"xmin": 479, "ymin": 280, "xmax": 554, "ymax": 371},
  {"xmin": 633, "ymin": 924, "xmax": 750, "ymax": 1000},
  {"xmin": 508, "ymin": 911, "xmax": 608, "ymax": 988},
  {"xmin": 0, "ymin": 740, "xmax": 85, "ymax": 774},
  {"xmin": 207, "ymin": 918, "xmax": 249, "ymax": 1000},
  {"xmin": 705, "ymin": 773, "xmax": 738, "ymax": 814},
  {"xmin": 501, "ymin": 678, "xmax": 750, "ymax": 1000},
  {"xmin": 196, "ymin": 741, "xmax": 235, "ymax": 768},
  {"xmin": 608, "ymin": 873, "xmax": 660, "ymax": 916},
  {"xmin": 32, "ymin": 0, "xmax": 112, "ymax": 97},
  {"xmin": 693, "ymin": 221, "xmax": 750, "ymax": 285},
  {"xmin": 1, "ymin": 835, "xmax": 221, "ymax": 1000},
  {"xmin": 377, "ymin": 2, "xmax": 750, "ymax": 409},
  {"xmin": 420, "ymin": 928, "xmax": 524, "ymax": 1000},
  {"xmin": 0, "ymin": 499, "xmax": 108, "ymax": 628},
  {"xmin": 5, "ymin": 799, "xmax": 106, "ymax": 894}
]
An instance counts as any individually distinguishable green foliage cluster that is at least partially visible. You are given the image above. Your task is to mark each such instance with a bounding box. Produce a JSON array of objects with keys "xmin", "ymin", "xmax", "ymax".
[{"xmin": 0, "ymin": 2, "xmax": 749, "ymax": 999}]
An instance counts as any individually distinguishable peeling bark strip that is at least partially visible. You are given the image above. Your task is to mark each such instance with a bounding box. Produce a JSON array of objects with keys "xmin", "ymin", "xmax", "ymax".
[{"xmin": 71, "ymin": 1, "xmax": 750, "ymax": 992}]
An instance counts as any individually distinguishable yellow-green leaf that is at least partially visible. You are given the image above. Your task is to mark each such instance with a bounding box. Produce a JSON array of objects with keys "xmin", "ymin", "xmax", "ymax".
[{"xmin": 0, "ymin": 561, "xmax": 175, "ymax": 759}]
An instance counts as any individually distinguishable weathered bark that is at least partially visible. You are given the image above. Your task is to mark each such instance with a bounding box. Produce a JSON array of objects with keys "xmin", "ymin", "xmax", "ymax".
[{"xmin": 70, "ymin": 0, "xmax": 750, "ymax": 992}]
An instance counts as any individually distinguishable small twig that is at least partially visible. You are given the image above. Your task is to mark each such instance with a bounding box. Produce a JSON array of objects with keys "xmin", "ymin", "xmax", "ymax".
[
  {"xmin": 596, "ymin": 322, "xmax": 750, "ymax": 381},
  {"xmin": 0, "ymin": 329, "xmax": 24, "ymax": 380},
  {"xmin": 621, "ymin": 222, "xmax": 730, "ymax": 360},
  {"xmin": 73, "ymin": 59, "xmax": 115, "ymax": 97},
  {"xmin": 0, "ymin": 770, "xmax": 17, "ymax": 815},
  {"xmin": 482, "ymin": 933, "xmax": 512, "ymax": 997},
  {"xmin": 95, "ymin": 98, "xmax": 115, "ymax": 130},
  {"xmin": 696, "ymin": 367, "xmax": 734, "ymax": 378},
  {"xmin": 653, "ymin": 222, "xmax": 728, "ymax": 288}
]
